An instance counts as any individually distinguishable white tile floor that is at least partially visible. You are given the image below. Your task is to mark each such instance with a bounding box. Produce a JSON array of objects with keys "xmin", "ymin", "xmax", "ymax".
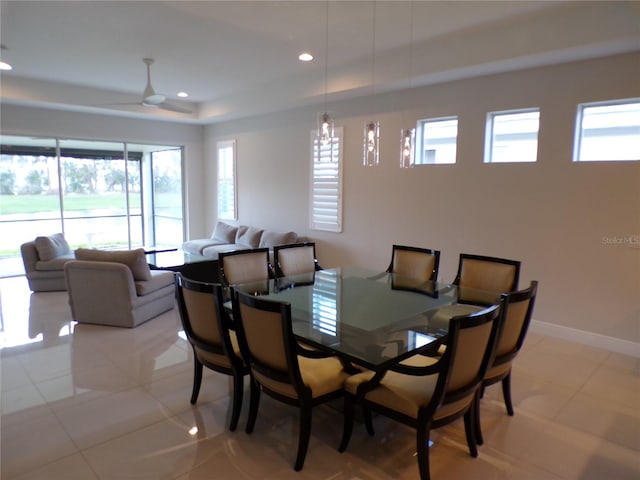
[{"xmin": 1, "ymin": 275, "xmax": 638, "ymax": 479}]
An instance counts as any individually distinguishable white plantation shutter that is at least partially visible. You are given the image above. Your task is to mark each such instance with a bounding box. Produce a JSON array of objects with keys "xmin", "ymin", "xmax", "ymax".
[{"xmin": 310, "ymin": 127, "xmax": 343, "ymax": 232}]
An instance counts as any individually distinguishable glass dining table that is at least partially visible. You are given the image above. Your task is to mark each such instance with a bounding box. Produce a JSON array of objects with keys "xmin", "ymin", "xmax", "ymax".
[{"xmin": 231, "ymin": 267, "xmax": 500, "ymax": 371}]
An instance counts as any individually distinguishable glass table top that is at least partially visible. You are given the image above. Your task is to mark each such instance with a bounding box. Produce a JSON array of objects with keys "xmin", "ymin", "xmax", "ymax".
[{"xmin": 233, "ymin": 267, "xmax": 499, "ymax": 370}]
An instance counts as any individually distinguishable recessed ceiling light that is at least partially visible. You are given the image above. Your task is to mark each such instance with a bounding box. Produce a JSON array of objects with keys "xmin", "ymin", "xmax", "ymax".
[
  {"xmin": 177, "ymin": 91, "xmax": 188, "ymax": 98},
  {"xmin": 298, "ymin": 53, "xmax": 313, "ymax": 62}
]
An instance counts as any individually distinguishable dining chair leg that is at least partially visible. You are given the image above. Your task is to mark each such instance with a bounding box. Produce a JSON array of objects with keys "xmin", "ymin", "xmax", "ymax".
[
  {"xmin": 363, "ymin": 406, "xmax": 375, "ymax": 436},
  {"xmin": 474, "ymin": 393, "xmax": 484, "ymax": 446},
  {"xmin": 190, "ymin": 356, "xmax": 203, "ymax": 404},
  {"xmin": 338, "ymin": 396, "xmax": 355, "ymax": 453},
  {"xmin": 416, "ymin": 423, "xmax": 432, "ymax": 480},
  {"xmin": 245, "ymin": 379, "xmax": 260, "ymax": 434},
  {"xmin": 463, "ymin": 406, "xmax": 478, "ymax": 458},
  {"xmin": 228, "ymin": 372, "xmax": 244, "ymax": 432},
  {"xmin": 502, "ymin": 372, "xmax": 514, "ymax": 415},
  {"xmin": 294, "ymin": 404, "xmax": 312, "ymax": 471}
]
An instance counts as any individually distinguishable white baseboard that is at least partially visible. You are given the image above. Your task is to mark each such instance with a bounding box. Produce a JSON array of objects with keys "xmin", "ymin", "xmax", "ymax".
[{"xmin": 530, "ymin": 319, "xmax": 640, "ymax": 358}]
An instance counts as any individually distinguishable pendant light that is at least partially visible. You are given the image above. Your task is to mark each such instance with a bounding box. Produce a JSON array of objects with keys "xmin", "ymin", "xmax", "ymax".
[
  {"xmin": 400, "ymin": 2, "xmax": 416, "ymax": 169},
  {"xmin": 363, "ymin": 1, "xmax": 380, "ymax": 167},
  {"xmin": 317, "ymin": 1, "xmax": 334, "ymax": 146}
]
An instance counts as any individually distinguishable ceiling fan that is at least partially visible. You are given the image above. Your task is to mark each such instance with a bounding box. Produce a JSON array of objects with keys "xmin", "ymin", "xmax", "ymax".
[{"xmin": 101, "ymin": 58, "xmax": 192, "ymax": 114}]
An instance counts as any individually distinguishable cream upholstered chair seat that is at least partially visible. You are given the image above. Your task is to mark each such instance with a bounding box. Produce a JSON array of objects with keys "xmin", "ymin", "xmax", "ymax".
[
  {"xmin": 254, "ymin": 355, "xmax": 347, "ymax": 400},
  {"xmin": 345, "ymin": 354, "xmax": 440, "ymax": 418}
]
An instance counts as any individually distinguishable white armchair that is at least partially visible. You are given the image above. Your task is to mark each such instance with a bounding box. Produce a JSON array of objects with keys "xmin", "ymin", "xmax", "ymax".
[{"xmin": 64, "ymin": 248, "xmax": 175, "ymax": 328}]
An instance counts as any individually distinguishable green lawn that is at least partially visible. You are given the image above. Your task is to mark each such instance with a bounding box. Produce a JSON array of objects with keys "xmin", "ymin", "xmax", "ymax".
[{"xmin": 0, "ymin": 193, "xmax": 142, "ymax": 214}]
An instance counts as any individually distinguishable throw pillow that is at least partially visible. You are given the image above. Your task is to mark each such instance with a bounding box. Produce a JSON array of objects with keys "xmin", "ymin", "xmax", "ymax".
[
  {"xmin": 259, "ymin": 230, "xmax": 298, "ymax": 248},
  {"xmin": 34, "ymin": 233, "xmax": 70, "ymax": 261},
  {"xmin": 236, "ymin": 226, "xmax": 263, "ymax": 248},
  {"xmin": 235, "ymin": 225, "xmax": 248, "ymax": 243},
  {"xmin": 75, "ymin": 248, "xmax": 151, "ymax": 281},
  {"xmin": 211, "ymin": 221, "xmax": 238, "ymax": 243}
]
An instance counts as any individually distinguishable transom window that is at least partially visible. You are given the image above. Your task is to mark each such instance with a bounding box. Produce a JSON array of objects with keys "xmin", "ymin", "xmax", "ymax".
[
  {"xmin": 573, "ymin": 99, "xmax": 640, "ymax": 162},
  {"xmin": 416, "ymin": 117, "xmax": 458, "ymax": 165},
  {"xmin": 484, "ymin": 109, "xmax": 540, "ymax": 163}
]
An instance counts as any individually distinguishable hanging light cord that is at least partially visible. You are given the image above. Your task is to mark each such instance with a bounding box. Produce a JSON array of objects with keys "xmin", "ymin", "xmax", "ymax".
[
  {"xmin": 408, "ymin": 1, "xmax": 414, "ymax": 89},
  {"xmin": 324, "ymin": 1, "xmax": 329, "ymax": 111},
  {"xmin": 371, "ymin": 1, "xmax": 376, "ymax": 96}
]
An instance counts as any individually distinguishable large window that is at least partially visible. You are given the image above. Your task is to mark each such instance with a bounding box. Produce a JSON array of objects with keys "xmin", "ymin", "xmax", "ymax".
[
  {"xmin": 0, "ymin": 135, "xmax": 184, "ymax": 276},
  {"xmin": 416, "ymin": 117, "xmax": 458, "ymax": 165},
  {"xmin": 217, "ymin": 140, "xmax": 237, "ymax": 220},
  {"xmin": 573, "ymin": 99, "xmax": 640, "ymax": 162},
  {"xmin": 310, "ymin": 127, "xmax": 343, "ymax": 232},
  {"xmin": 484, "ymin": 109, "xmax": 540, "ymax": 163}
]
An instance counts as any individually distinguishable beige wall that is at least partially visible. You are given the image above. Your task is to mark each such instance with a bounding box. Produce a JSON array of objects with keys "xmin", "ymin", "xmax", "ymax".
[{"xmin": 206, "ymin": 52, "xmax": 640, "ymax": 345}]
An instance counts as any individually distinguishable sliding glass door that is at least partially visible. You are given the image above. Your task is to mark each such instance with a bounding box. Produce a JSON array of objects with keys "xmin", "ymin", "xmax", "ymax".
[{"xmin": 0, "ymin": 135, "xmax": 184, "ymax": 276}]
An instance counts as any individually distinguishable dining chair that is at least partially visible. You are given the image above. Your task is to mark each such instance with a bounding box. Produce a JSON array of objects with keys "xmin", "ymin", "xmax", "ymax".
[
  {"xmin": 339, "ymin": 302, "xmax": 504, "ymax": 480},
  {"xmin": 386, "ymin": 244, "xmax": 440, "ymax": 283},
  {"xmin": 273, "ymin": 242, "xmax": 322, "ymax": 277},
  {"xmin": 174, "ymin": 273, "xmax": 249, "ymax": 431},
  {"xmin": 230, "ymin": 288, "xmax": 349, "ymax": 471},
  {"xmin": 474, "ymin": 280, "xmax": 538, "ymax": 445},
  {"xmin": 218, "ymin": 247, "xmax": 272, "ymax": 286}
]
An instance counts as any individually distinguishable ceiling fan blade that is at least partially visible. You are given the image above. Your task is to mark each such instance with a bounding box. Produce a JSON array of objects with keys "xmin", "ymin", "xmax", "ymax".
[
  {"xmin": 95, "ymin": 102, "xmax": 144, "ymax": 107},
  {"xmin": 158, "ymin": 102, "xmax": 193, "ymax": 114}
]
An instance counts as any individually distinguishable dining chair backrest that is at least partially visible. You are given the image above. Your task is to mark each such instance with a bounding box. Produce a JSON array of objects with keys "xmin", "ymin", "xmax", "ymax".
[
  {"xmin": 219, "ymin": 248, "xmax": 271, "ymax": 286},
  {"xmin": 489, "ymin": 280, "xmax": 538, "ymax": 373},
  {"xmin": 274, "ymin": 242, "xmax": 320, "ymax": 277},
  {"xmin": 176, "ymin": 274, "xmax": 228, "ymax": 356},
  {"xmin": 473, "ymin": 281, "xmax": 538, "ymax": 443},
  {"xmin": 232, "ymin": 289, "xmax": 304, "ymax": 398},
  {"xmin": 453, "ymin": 254, "xmax": 520, "ymax": 305},
  {"xmin": 387, "ymin": 245, "xmax": 440, "ymax": 282},
  {"xmin": 436, "ymin": 302, "xmax": 503, "ymax": 418}
]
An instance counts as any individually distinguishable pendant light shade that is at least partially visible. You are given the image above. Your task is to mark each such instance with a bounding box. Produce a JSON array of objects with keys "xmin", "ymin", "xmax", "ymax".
[
  {"xmin": 400, "ymin": 127, "xmax": 415, "ymax": 168},
  {"xmin": 318, "ymin": 112, "xmax": 335, "ymax": 146},
  {"xmin": 363, "ymin": 121, "xmax": 380, "ymax": 166}
]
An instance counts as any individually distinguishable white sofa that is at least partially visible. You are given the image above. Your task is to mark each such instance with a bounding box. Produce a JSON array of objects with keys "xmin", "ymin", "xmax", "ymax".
[{"xmin": 182, "ymin": 222, "xmax": 299, "ymax": 259}]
